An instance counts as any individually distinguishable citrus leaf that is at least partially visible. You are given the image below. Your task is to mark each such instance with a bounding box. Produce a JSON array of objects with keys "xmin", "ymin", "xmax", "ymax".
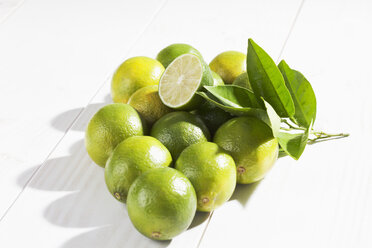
[
  {"xmin": 263, "ymin": 100, "xmax": 281, "ymax": 136},
  {"xmin": 277, "ymin": 129, "xmax": 309, "ymax": 160},
  {"xmin": 262, "ymin": 100, "xmax": 308, "ymax": 160},
  {"xmin": 204, "ymin": 85, "xmax": 262, "ymax": 108},
  {"xmin": 278, "ymin": 60, "xmax": 317, "ymax": 128},
  {"xmin": 196, "ymin": 92, "xmax": 268, "ymax": 123},
  {"xmin": 247, "ymin": 38, "xmax": 295, "ymax": 117}
]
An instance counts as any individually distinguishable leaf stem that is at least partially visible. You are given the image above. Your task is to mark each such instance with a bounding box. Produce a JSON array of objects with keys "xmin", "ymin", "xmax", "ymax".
[
  {"xmin": 308, "ymin": 131, "xmax": 349, "ymax": 144},
  {"xmin": 279, "ymin": 125, "xmax": 350, "ymax": 144}
]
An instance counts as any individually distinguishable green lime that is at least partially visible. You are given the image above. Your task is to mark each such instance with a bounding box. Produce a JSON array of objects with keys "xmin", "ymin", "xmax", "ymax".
[
  {"xmin": 211, "ymin": 71, "xmax": 224, "ymax": 86},
  {"xmin": 158, "ymin": 54, "xmax": 213, "ymax": 110},
  {"xmin": 192, "ymin": 101, "xmax": 232, "ymax": 135},
  {"xmin": 209, "ymin": 51, "xmax": 246, "ymax": 84},
  {"xmin": 127, "ymin": 167, "xmax": 197, "ymax": 240},
  {"xmin": 214, "ymin": 117, "xmax": 278, "ymax": 184},
  {"xmin": 175, "ymin": 142, "xmax": 236, "ymax": 212},
  {"xmin": 85, "ymin": 104, "xmax": 145, "ymax": 167},
  {"xmin": 151, "ymin": 111, "xmax": 210, "ymax": 160},
  {"xmin": 156, "ymin": 43, "xmax": 202, "ymax": 68},
  {"xmin": 232, "ymin": 72, "xmax": 252, "ymax": 91},
  {"xmin": 127, "ymin": 85, "xmax": 172, "ymax": 126},
  {"xmin": 111, "ymin": 56, "xmax": 165, "ymax": 103},
  {"xmin": 105, "ymin": 136, "xmax": 172, "ymax": 202}
]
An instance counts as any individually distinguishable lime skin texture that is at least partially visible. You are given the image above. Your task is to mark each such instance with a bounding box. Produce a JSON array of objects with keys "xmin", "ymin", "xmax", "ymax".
[
  {"xmin": 127, "ymin": 167, "xmax": 197, "ymax": 240},
  {"xmin": 105, "ymin": 136, "xmax": 172, "ymax": 202},
  {"xmin": 151, "ymin": 111, "xmax": 211, "ymax": 160},
  {"xmin": 85, "ymin": 103, "xmax": 145, "ymax": 167},
  {"xmin": 214, "ymin": 116, "xmax": 278, "ymax": 184},
  {"xmin": 175, "ymin": 142, "xmax": 237, "ymax": 212}
]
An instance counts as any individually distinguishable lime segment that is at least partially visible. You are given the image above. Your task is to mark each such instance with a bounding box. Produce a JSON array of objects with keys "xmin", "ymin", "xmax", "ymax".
[{"xmin": 159, "ymin": 54, "xmax": 203, "ymax": 109}]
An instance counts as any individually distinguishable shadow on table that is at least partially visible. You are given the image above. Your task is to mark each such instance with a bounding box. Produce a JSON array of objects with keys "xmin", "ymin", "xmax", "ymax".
[
  {"xmin": 50, "ymin": 94, "xmax": 111, "ymax": 132},
  {"xmin": 229, "ymin": 181, "xmax": 260, "ymax": 207},
  {"xmin": 17, "ymin": 137, "xmax": 207, "ymax": 248}
]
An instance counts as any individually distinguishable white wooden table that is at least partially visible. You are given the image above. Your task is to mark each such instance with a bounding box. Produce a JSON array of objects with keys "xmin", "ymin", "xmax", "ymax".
[{"xmin": 0, "ymin": 0, "xmax": 371, "ymax": 247}]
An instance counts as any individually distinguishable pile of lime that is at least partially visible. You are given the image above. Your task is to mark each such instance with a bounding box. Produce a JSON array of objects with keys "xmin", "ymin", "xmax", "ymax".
[{"xmin": 85, "ymin": 40, "xmax": 347, "ymax": 240}]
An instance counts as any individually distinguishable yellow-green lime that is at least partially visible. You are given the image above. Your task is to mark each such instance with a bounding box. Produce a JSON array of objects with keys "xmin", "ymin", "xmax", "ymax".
[
  {"xmin": 127, "ymin": 85, "xmax": 172, "ymax": 126},
  {"xmin": 111, "ymin": 56, "xmax": 165, "ymax": 103},
  {"xmin": 127, "ymin": 167, "xmax": 197, "ymax": 240},
  {"xmin": 85, "ymin": 104, "xmax": 145, "ymax": 167},
  {"xmin": 151, "ymin": 111, "xmax": 210, "ymax": 159},
  {"xmin": 209, "ymin": 51, "xmax": 246, "ymax": 84},
  {"xmin": 156, "ymin": 43, "xmax": 202, "ymax": 68},
  {"xmin": 158, "ymin": 54, "xmax": 213, "ymax": 110},
  {"xmin": 211, "ymin": 71, "xmax": 224, "ymax": 86},
  {"xmin": 214, "ymin": 117, "xmax": 278, "ymax": 184},
  {"xmin": 232, "ymin": 72, "xmax": 252, "ymax": 91},
  {"xmin": 192, "ymin": 101, "xmax": 232, "ymax": 135},
  {"xmin": 175, "ymin": 142, "xmax": 236, "ymax": 212},
  {"xmin": 105, "ymin": 136, "xmax": 172, "ymax": 202}
]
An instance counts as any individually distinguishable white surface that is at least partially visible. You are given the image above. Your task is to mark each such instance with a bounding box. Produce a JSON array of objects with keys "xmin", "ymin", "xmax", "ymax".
[
  {"xmin": 200, "ymin": 0, "xmax": 372, "ymax": 248},
  {"xmin": 0, "ymin": 0, "xmax": 370, "ymax": 247}
]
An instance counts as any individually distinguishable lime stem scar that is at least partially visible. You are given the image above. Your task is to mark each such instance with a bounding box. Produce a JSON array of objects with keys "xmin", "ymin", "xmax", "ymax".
[
  {"xmin": 237, "ymin": 166, "xmax": 245, "ymax": 174},
  {"xmin": 114, "ymin": 192, "xmax": 121, "ymax": 200},
  {"xmin": 152, "ymin": 231, "xmax": 161, "ymax": 238}
]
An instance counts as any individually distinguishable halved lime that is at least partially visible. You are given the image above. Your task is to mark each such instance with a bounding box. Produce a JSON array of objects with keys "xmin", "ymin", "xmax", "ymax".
[{"xmin": 159, "ymin": 54, "xmax": 213, "ymax": 110}]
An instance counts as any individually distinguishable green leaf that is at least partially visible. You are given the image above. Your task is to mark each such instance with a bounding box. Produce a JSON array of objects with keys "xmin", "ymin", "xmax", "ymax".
[
  {"xmin": 196, "ymin": 92, "xmax": 269, "ymax": 123},
  {"xmin": 278, "ymin": 60, "xmax": 317, "ymax": 128},
  {"xmin": 247, "ymin": 38, "xmax": 295, "ymax": 117},
  {"xmin": 277, "ymin": 129, "xmax": 309, "ymax": 160},
  {"xmin": 204, "ymin": 85, "xmax": 262, "ymax": 108},
  {"xmin": 262, "ymin": 100, "xmax": 309, "ymax": 160},
  {"xmin": 263, "ymin": 100, "xmax": 281, "ymax": 135}
]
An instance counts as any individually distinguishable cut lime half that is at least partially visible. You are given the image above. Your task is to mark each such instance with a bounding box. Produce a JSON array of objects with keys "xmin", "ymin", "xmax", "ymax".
[{"xmin": 159, "ymin": 54, "xmax": 209, "ymax": 110}]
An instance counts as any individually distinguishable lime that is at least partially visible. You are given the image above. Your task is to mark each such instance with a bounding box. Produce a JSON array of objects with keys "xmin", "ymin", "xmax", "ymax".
[
  {"xmin": 111, "ymin": 56, "xmax": 165, "ymax": 103},
  {"xmin": 127, "ymin": 85, "xmax": 172, "ymax": 126},
  {"xmin": 211, "ymin": 71, "xmax": 224, "ymax": 86},
  {"xmin": 127, "ymin": 167, "xmax": 197, "ymax": 240},
  {"xmin": 85, "ymin": 104, "xmax": 145, "ymax": 167},
  {"xmin": 156, "ymin": 43, "xmax": 202, "ymax": 68},
  {"xmin": 151, "ymin": 111, "xmax": 210, "ymax": 159},
  {"xmin": 192, "ymin": 101, "xmax": 232, "ymax": 135},
  {"xmin": 158, "ymin": 54, "xmax": 213, "ymax": 110},
  {"xmin": 209, "ymin": 51, "xmax": 246, "ymax": 84},
  {"xmin": 214, "ymin": 117, "xmax": 278, "ymax": 184},
  {"xmin": 232, "ymin": 72, "xmax": 252, "ymax": 91},
  {"xmin": 105, "ymin": 136, "xmax": 172, "ymax": 202},
  {"xmin": 175, "ymin": 142, "xmax": 236, "ymax": 211}
]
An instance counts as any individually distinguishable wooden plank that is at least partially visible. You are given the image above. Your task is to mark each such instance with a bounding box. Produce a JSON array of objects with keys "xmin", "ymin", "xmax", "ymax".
[
  {"xmin": 0, "ymin": 0, "xmax": 164, "ymax": 216},
  {"xmin": 200, "ymin": 0, "xmax": 372, "ymax": 247},
  {"xmin": 0, "ymin": 0, "xmax": 23, "ymax": 24},
  {"xmin": 0, "ymin": 0, "xmax": 302, "ymax": 247}
]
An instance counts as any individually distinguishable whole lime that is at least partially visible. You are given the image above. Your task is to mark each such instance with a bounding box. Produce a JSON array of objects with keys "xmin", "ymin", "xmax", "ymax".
[
  {"xmin": 127, "ymin": 167, "xmax": 197, "ymax": 240},
  {"xmin": 192, "ymin": 101, "xmax": 232, "ymax": 135},
  {"xmin": 151, "ymin": 112, "xmax": 210, "ymax": 159},
  {"xmin": 211, "ymin": 71, "xmax": 224, "ymax": 86},
  {"xmin": 111, "ymin": 56, "xmax": 164, "ymax": 103},
  {"xmin": 105, "ymin": 136, "xmax": 172, "ymax": 202},
  {"xmin": 209, "ymin": 51, "xmax": 246, "ymax": 84},
  {"xmin": 214, "ymin": 117, "xmax": 278, "ymax": 184},
  {"xmin": 156, "ymin": 43, "xmax": 202, "ymax": 68},
  {"xmin": 175, "ymin": 142, "xmax": 236, "ymax": 211},
  {"xmin": 85, "ymin": 104, "xmax": 145, "ymax": 167},
  {"xmin": 128, "ymin": 85, "xmax": 172, "ymax": 126},
  {"xmin": 232, "ymin": 72, "xmax": 252, "ymax": 91}
]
